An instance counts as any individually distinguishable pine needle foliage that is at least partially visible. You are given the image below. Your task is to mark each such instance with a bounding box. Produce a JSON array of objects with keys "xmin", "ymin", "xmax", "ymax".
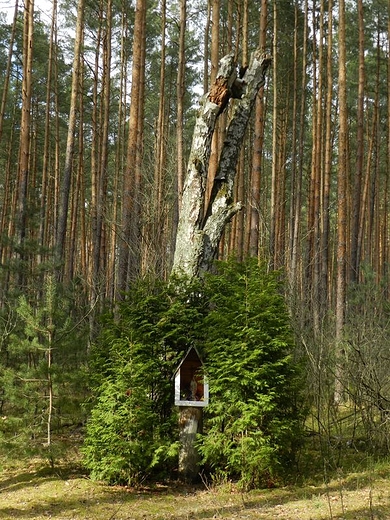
[
  {"xmin": 198, "ymin": 258, "xmax": 305, "ymax": 489},
  {"xmin": 0, "ymin": 275, "xmax": 89, "ymax": 455},
  {"xmin": 83, "ymin": 263, "xmax": 304, "ymax": 487},
  {"xmin": 82, "ymin": 277, "xmax": 208, "ymax": 485}
]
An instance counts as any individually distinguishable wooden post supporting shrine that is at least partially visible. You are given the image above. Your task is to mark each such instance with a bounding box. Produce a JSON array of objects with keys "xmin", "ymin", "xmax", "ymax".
[
  {"xmin": 178, "ymin": 406, "xmax": 203, "ymax": 481},
  {"xmin": 173, "ymin": 347, "xmax": 209, "ymax": 482}
]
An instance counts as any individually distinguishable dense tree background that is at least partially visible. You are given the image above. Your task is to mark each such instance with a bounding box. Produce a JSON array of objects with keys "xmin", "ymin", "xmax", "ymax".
[{"xmin": 1, "ymin": 0, "xmax": 390, "ymax": 481}]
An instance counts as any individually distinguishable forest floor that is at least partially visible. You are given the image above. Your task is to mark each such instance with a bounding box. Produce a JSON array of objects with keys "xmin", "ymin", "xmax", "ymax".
[{"xmin": 1, "ymin": 446, "xmax": 390, "ymax": 520}]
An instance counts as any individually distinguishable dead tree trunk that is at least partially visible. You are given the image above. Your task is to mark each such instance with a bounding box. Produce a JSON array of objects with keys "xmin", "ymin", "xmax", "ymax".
[{"xmin": 171, "ymin": 50, "xmax": 271, "ymax": 280}]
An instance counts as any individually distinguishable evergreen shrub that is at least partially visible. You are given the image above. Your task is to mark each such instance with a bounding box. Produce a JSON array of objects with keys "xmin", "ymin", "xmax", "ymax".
[
  {"xmin": 198, "ymin": 258, "xmax": 305, "ymax": 489},
  {"xmin": 82, "ymin": 277, "xmax": 207, "ymax": 485},
  {"xmin": 83, "ymin": 262, "xmax": 305, "ymax": 487}
]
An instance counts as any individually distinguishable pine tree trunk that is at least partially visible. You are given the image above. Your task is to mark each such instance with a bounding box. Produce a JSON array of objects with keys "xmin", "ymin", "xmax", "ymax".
[
  {"xmin": 351, "ymin": 0, "xmax": 365, "ymax": 282},
  {"xmin": 0, "ymin": 0, "xmax": 18, "ymax": 142},
  {"xmin": 117, "ymin": 0, "xmax": 146, "ymax": 292},
  {"xmin": 0, "ymin": 0, "xmax": 19, "ymax": 286},
  {"xmin": 248, "ymin": 0, "xmax": 267, "ymax": 257},
  {"xmin": 17, "ymin": 0, "xmax": 34, "ymax": 287},
  {"xmin": 290, "ymin": 0, "xmax": 308, "ymax": 294},
  {"xmin": 171, "ymin": 50, "xmax": 271, "ymax": 280},
  {"xmin": 39, "ymin": 0, "xmax": 57, "ymax": 268},
  {"xmin": 107, "ymin": 9, "xmax": 127, "ymax": 302},
  {"xmin": 270, "ymin": 0, "xmax": 278, "ymax": 268},
  {"xmin": 176, "ymin": 0, "xmax": 186, "ymax": 208},
  {"xmin": 321, "ymin": 0, "xmax": 333, "ymax": 313},
  {"xmin": 56, "ymin": 0, "xmax": 84, "ymax": 266},
  {"xmin": 335, "ymin": 0, "xmax": 348, "ymax": 405}
]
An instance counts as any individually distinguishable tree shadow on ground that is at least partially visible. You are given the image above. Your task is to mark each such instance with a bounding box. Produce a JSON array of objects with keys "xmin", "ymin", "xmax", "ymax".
[
  {"xmin": 0, "ymin": 484, "xmax": 137, "ymax": 519},
  {"xmin": 1, "ymin": 462, "xmax": 390, "ymax": 520},
  {"xmin": 0, "ymin": 462, "xmax": 86, "ymax": 493},
  {"xmin": 0, "ymin": 481, "xmax": 389, "ymax": 520}
]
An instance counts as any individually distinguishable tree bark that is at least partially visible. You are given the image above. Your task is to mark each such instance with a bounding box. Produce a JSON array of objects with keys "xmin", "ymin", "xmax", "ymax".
[
  {"xmin": 248, "ymin": 0, "xmax": 267, "ymax": 257},
  {"xmin": 335, "ymin": 0, "xmax": 348, "ymax": 404},
  {"xmin": 39, "ymin": 0, "xmax": 57, "ymax": 267},
  {"xmin": 350, "ymin": 0, "xmax": 365, "ymax": 282},
  {"xmin": 289, "ymin": 0, "xmax": 308, "ymax": 292},
  {"xmin": 117, "ymin": 0, "xmax": 146, "ymax": 292},
  {"xmin": 17, "ymin": 0, "xmax": 34, "ymax": 287},
  {"xmin": 176, "ymin": 0, "xmax": 186, "ymax": 208},
  {"xmin": 56, "ymin": 0, "xmax": 84, "ymax": 267},
  {"xmin": 171, "ymin": 50, "xmax": 271, "ymax": 280},
  {"xmin": 321, "ymin": 0, "xmax": 333, "ymax": 313}
]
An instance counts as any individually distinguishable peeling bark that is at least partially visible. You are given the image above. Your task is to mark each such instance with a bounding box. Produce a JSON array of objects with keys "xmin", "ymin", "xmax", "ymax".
[{"xmin": 171, "ymin": 50, "xmax": 271, "ymax": 280}]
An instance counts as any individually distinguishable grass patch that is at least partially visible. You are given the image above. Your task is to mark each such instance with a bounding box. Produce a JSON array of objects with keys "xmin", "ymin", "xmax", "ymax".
[{"xmin": 1, "ymin": 443, "xmax": 390, "ymax": 519}]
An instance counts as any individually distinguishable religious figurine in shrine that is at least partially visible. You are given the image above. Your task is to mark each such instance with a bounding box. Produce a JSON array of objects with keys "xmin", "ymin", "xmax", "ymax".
[{"xmin": 190, "ymin": 376, "xmax": 197, "ymax": 400}]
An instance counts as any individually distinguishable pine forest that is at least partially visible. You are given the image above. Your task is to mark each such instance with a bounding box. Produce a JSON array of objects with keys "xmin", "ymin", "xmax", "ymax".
[{"xmin": 1, "ymin": 0, "xmax": 390, "ymax": 489}]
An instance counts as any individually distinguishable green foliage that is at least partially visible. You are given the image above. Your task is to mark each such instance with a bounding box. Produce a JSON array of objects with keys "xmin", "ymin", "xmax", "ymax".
[
  {"xmin": 84, "ymin": 262, "xmax": 305, "ymax": 488},
  {"xmin": 0, "ymin": 275, "xmax": 89, "ymax": 455},
  {"xmin": 198, "ymin": 259, "xmax": 305, "ymax": 489},
  {"xmin": 82, "ymin": 344, "xmax": 179, "ymax": 485},
  {"xmin": 83, "ymin": 277, "xmax": 207, "ymax": 485}
]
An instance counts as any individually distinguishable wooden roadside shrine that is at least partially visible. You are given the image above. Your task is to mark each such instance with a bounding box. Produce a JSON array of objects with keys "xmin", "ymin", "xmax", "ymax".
[{"xmin": 174, "ymin": 347, "xmax": 208, "ymax": 481}]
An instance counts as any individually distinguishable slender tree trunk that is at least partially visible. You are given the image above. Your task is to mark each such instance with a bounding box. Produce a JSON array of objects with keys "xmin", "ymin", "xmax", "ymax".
[
  {"xmin": 358, "ymin": 113, "xmax": 375, "ymax": 275},
  {"xmin": 39, "ymin": 0, "xmax": 57, "ymax": 267},
  {"xmin": 136, "ymin": 10, "xmax": 146, "ymax": 274},
  {"xmin": 351, "ymin": 0, "xmax": 365, "ymax": 282},
  {"xmin": 233, "ymin": 0, "xmax": 248, "ymax": 259},
  {"xmin": 203, "ymin": 0, "xmax": 211, "ymax": 94},
  {"xmin": 77, "ymin": 83, "xmax": 87, "ymax": 282},
  {"xmin": 154, "ymin": 0, "xmax": 166, "ymax": 218},
  {"xmin": 270, "ymin": 0, "xmax": 278, "ymax": 268},
  {"xmin": 67, "ymin": 88, "xmax": 84, "ymax": 283},
  {"xmin": 0, "ymin": 0, "xmax": 18, "ymax": 142},
  {"xmin": 248, "ymin": 0, "xmax": 267, "ymax": 258},
  {"xmin": 176, "ymin": 0, "xmax": 186, "ymax": 209},
  {"xmin": 56, "ymin": 0, "xmax": 85, "ymax": 268},
  {"xmin": 312, "ymin": 0, "xmax": 324, "ymax": 334},
  {"xmin": 386, "ymin": 0, "xmax": 390, "ymax": 284},
  {"xmin": 150, "ymin": 0, "xmax": 167, "ymax": 277},
  {"xmin": 0, "ymin": 1, "xmax": 19, "ymax": 285},
  {"xmin": 90, "ymin": 2, "xmax": 103, "ymax": 288},
  {"xmin": 117, "ymin": 0, "xmax": 146, "ymax": 292},
  {"xmin": 46, "ymin": 275, "xmax": 54, "ymax": 448},
  {"xmin": 370, "ymin": 31, "xmax": 381, "ymax": 279},
  {"xmin": 207, "ymin": 0, "xmax": 220, "ymax": 195},
  {"xmin": 96, "ymin": 0, "xmax": 112, "ymax": 293},
  {"xmin": 335, "ymin": 0, "xmax": 348, "ymax": 404},
  {"xmin": 17, "ymin": 0, "xmax": 34, "ymax": 287},
  {"xmin": 107, "ymin": 9, "xmax": 128, "ymax": 302},
  {"xmin": 290, "ymin": 0, "xmax": 308, "ymax": 293},
  {"xmin": 169, "ymin": 0, "xmax": 186, "ymax": 274},
  {"xmin": 321, "ymin": 0, "xmax": 333, "ymax": 311}
]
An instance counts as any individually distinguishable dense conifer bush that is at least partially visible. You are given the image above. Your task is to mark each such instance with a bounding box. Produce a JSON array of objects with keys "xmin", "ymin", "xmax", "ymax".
[
  {"xmin": 83, "ymin": 262, "xmax": 305, "ymax": 487},
  {"xmin": 82, "ymin": 278, "xmax": 208, "ymax": 485},
  {"xmin": 199, "ymin": 259, "xmax": 304, "ymax": 489}
]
